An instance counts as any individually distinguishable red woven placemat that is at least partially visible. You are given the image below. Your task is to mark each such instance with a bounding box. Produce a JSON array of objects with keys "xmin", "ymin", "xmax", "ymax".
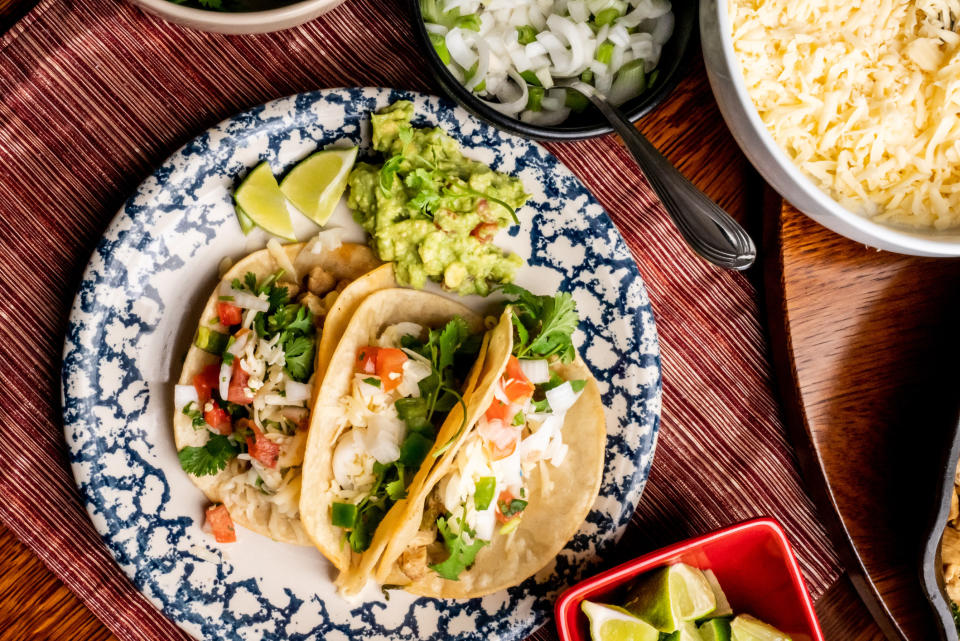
[{"xmin": 0, "ymin": 1, "xmax": 841, "ymax": 639}]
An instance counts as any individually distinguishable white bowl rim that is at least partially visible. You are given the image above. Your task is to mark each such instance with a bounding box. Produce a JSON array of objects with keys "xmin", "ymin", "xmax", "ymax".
[
  {"xmin": 714, "ymin": 0, "xmax": 960, "ymax": 254},
  {"xmin": 132, "ymin": 0, "xmax": 333, "ymax": 25}
]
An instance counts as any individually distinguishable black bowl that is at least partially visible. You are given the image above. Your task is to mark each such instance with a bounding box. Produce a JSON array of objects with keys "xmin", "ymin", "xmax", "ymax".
[{"xmin": 408, "ymin": 0, "xmax": 696, "ymax": 141}]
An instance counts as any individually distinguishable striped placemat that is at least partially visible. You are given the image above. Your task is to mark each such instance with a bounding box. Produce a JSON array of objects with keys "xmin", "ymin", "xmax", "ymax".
[{"xmin": 0, "ymin": 0, "xmax": 841, "ymax": 639}]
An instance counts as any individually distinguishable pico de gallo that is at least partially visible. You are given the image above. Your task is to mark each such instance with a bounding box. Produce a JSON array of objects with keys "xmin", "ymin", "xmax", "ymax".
[
  {"xmin": 402, "ymin": 284, "xmax": 585, "ymax": 582},
  {"xmin": 176, "ymin": 261, "xmax": 351, "ymax": 542},
  {"xmin": 329, "ymin": 317, "xmax": 482, "ymax": 554}
]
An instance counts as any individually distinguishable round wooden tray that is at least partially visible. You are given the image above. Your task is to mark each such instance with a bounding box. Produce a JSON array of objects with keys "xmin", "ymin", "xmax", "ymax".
[{"xmin": 765, "ymin": 199, "xmax": 960, "ymax": 640}]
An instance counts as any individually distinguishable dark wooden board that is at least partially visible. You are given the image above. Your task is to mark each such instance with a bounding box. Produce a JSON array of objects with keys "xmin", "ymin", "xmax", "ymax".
[{"xmin": 765, "ymin": 199, "xmax": 960, "ymax": 640}]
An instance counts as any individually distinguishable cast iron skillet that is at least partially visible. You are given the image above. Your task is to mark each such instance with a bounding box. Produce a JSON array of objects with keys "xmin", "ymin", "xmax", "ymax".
[
  {"xmin": 922, "ymin": 408, "xmax": 960, "ymax": 641},
  {"xmin": 407, "ymin": 0, "xmax": 696, "ymax": 140}
]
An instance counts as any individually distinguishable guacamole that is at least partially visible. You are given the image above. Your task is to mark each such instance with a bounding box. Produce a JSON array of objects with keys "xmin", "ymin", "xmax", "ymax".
[{"xmin": 347, "ymin": 101, "xmax": 528, "ymax": 296}]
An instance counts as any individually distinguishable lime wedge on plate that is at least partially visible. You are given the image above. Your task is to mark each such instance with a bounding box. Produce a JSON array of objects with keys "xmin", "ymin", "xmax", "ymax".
[
  {"xmin": 624, "ymin": 563, "xmax": 716, "ymax": 632},
  {"xmin": 664, "ymin": 620, "xmax": 707, "ymax": 641},
  {"xmin": 730, "ymin": 615, "xmax": 791, "ymax": 641},
  {"xmin": 280, "ymin": 147, "xmax": 357, "ymax": 225},
  {"xmin": 699, "ymin": 617, "xmax": 732, "ymax": 641},
  {"xmin": 234, "ymin": 161, "xmax": 295, "ymax": 240},
  {"xmin": 703, "ymin": 570, "xmax": 733, "ymax": 617},
  {"xmin": 581, "ymin": 600, "xmax": 659, "ymax": 641},
  {"xmin": 235, "ymin": 204, "xmax": 256, "ymax": 235}
]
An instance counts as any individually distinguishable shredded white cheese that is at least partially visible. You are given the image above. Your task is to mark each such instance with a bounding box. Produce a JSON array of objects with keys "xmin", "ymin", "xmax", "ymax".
[{"xmin": 730, "ymin": 0, "xmax": 960, "ymax": 229}]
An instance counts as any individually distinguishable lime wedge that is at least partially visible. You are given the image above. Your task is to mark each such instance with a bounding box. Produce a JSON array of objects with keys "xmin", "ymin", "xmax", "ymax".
[
  {"xmin": 280, "ymin": 147, "xmax": 358, "ymax": 225},
  {"xmin": 234, "ymin": 161, "xmax": 295, "ymax": 240},
  {"xmin": 664, "ymin": 620, "xmax": 707, "ymax": 641},
  {"xmin": 581, "ymin": 601, "xmax": 660, "ymax": 641},
  {"xmin": 235, "ymin": 204, "xmax": 255, "ymax": 235},
  {"xmin": 703, "ymin": 570, "xmax": 734, "ymax": 617},
  {"xmin": 624, "ymin": 563, "xmax": 717, "ymax": 632},
  {"xmin": 699, "ymin": 617, "xmax": 732, "ymax": 641},
  {"xmin": 730, "ymin": 615, "xmax": 791, "ymax": 641}
]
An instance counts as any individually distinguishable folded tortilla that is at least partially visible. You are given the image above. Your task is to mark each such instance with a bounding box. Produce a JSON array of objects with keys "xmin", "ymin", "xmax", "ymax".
[
  {"xmin": 298, "ymin": 288, "xmax": 496, "ymax": 586},
  {"xmin": 173, "ymin": 241, "xmax": 386, "ymax": 545},
  {"xmin": 373, "ymin": 309, "xmax": 606, "ymax": 598}
]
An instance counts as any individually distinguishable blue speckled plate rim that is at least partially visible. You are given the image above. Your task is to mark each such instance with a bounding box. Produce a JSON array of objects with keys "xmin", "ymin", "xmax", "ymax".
[{"xmin": 60, "ymin": 87, "xmax": 662, "ymax": 641}]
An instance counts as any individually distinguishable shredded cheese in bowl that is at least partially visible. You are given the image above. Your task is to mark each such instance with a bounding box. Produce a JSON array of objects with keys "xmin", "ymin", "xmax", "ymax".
[{"xmin": 729, "ymin": 0, "xmax": 960, "ymax": 230}]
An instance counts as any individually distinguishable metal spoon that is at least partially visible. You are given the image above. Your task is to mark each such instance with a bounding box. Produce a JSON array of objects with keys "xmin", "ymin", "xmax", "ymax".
[{"xmin": 559, "ymin": 80, "xmax": 756, "ymax": 271}]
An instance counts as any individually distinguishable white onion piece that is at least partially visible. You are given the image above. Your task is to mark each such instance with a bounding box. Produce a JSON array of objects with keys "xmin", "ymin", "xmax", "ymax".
[
  {"xmin": 446, "ymin": 28, "xmax": 478, "ymax": 71},
  {"xmin": 267, "ymin": 238, "xmax": 297, "ymax": 283},
  {"xmin": 518, "ymin": 359, "xmax": 550, "ymax": 384},
  {"xmin": 481, "ymin": 71, "xmax": 529, "ymax": 116},
  {"xmin": 284, "ymin": 380, "xmax": 311, "ymax": 403},
  {"xmin": 466, "ymin": 37, "xmax": 490, "ymax": 91},
  {"xmin": 521, "ymin": 107, "xmax": 571, "ymax": 125},
  {"xmin": 219, "ymin": 361, "xmax": 233, "ymax": 401},
  {"xmin": 311, "ymin": 227, "xmax": 344, "ymax": 253},
  {"xmin": 545, "ymin": 381, "xmax": 582, "ymax": 414},
  {"xmin": 175, "ymin": 384, "xmax": 199, "ymax": 410},
  {"xmin": 425, "ymin": 22, "xmax": 448, "ymax": 35},
  {"xmin": 221, "ymin": 284, "xmax": 270, "ymax": 312}
]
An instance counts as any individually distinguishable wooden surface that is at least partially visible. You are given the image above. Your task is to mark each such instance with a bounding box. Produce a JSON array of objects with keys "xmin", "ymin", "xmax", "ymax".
[
  {"xmin": 0, "ymin": 1, "xmax": 892, "ymax": 640},
  {"xmin": 766, "ymin": 201, "xmax": 960, "ymax": 640}
]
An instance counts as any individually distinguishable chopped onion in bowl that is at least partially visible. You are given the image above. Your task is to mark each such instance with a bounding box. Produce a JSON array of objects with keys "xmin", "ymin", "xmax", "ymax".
[{"xmin": 422, "ymin": 0, "xmax": 673, "ymax": 123}]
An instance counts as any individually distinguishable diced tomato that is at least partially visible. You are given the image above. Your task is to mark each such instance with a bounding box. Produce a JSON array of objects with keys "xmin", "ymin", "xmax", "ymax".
[
  {"xmin": 203, "ymin": 401, "xmax": 232, "ymax": 435},
  {"xmin": 193, "ymin": 363, "xmax": 220, "ymax": 405},
  {"xmin": 227, "ymin": 361, "xmax": 254, "ymax": 405},
  {"xmin": 503, "ymin": 356, "xmax": 534, "ymax": 402},
  {"xmin": 246, "ymin": 423, "xmax": 280, "ymax": 468},
  {"xmin": 356, "ymin": 346, "xmax": 380, "ymax": 375},
  {"xmin": 485, "ymin": 398, "xmax": 512, "ymax": 423},
  {"xmin": 205, "ymin": 504, "xmax": 236, "ymax": 543},
  {"xmin": 470, "ymin": 222, "xmax": 499, "ymax": 243},
  {"xmin": 494, "ymin": 490, "xmax": 525, "ymax": 524},
  {"xmin": 217, "ymin": 301, "xmax": 243, "ymax": 326},
  {"xmin": 479, "ymin": 416, "xmax": 520, "ymax": 461},
  {"xmin": 375, "ymin": 347, "xmax": 408, "ymax": 392}
]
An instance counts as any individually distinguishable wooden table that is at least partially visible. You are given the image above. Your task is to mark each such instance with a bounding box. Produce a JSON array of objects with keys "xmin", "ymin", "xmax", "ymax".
[{"xmin": 0, "ymin": 2, "xmax": 897, "ymax": 640}]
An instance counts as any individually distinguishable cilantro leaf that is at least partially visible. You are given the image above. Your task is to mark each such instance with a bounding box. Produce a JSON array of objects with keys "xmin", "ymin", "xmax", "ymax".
[
  {"xmin": 244, "ymin": 272, "xmax": 258, "ymax": 293},
  {"xmin": 178, "ymin": 434, "xmax": 239, "ymax": 477},
  {"xmin": 429, "ymin": 515, "xmax": 488, "ymax": 581},
  {"xmin": 182, "ymin": 401, "xmax": 206, "ymax": 428},
  {"xmin": 501, "ymin": 285, "xmax": 580, "ymax": 363},
  {"xmin": 379, "ymin": 155, "xmax": 405, "ymax": 195},
  {"xmin": 284, "ymin": 335, "xmax": 315, "ymax": 382}
]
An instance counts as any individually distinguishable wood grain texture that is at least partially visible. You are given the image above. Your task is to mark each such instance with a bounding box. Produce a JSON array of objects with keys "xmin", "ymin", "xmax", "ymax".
[
  {"xmin": 766, "ymin": 200, "xmax": 960, "ymax": 640},
  {"xmin": 0, "ymin": 524, "xmax": 118, "ymax": 641}
]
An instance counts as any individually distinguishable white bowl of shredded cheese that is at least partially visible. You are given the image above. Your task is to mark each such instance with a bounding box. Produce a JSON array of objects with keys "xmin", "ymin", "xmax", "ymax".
[{"xmin": 701, "ymin": 0, "xmax": 960, "ymax": 256}]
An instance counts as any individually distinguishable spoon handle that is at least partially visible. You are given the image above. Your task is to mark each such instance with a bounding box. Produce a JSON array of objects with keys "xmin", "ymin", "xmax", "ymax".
[{"xmin": 579, "ymin": 87, "xmax": 757, "ymax": 270}]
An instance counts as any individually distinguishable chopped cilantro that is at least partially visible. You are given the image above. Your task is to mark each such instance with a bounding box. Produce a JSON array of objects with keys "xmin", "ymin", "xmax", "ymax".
[
  {"xmin": 512, "ymin": 411, "xmax": 525, "ymax": 426},
  {"xmin": 362, "ymin": 377, "xmax": 381, "ymax": 388},
  {"xmin": 177, "ymin": 434, "xmax": 239, "ymax": 477},
  {"xmin": 283, "ymin": 335, "xmax": 315, "ymax": 382},
  {"xmin": 501, "ymin": 284, "xmax": 580, "ymax": 363},
  {"xmin": 182, "ymin": 401, "xmax": 206, "ymax": 428},
  {"xmin": 429, "ymin": 514, "xmax": 488, "ymax": 581},
  {"xmin": 498, "ymin": 497, "xmax": 527, "ymax": 519}
]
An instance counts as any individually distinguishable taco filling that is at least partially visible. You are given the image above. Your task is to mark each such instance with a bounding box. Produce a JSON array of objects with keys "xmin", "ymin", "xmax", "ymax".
[
  {"xmin": 398, "ymin": 286, "xmax": 585, "ymax": 582},
  {"xmin": 328, "ymin": 317, "xmax": 483, "ymax": 554},
  {"xmin": 173, "ymin": 237, "xmax": 382, "ymax": 545}
]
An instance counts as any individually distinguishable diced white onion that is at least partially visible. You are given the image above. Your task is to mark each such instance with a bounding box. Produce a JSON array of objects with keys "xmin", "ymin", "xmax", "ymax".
[
  {"xmin": 175, "ymin": 384, "xmax": 199, "ymax": 410},
  {"xmin": 219, "ymin": 361, "xmax": 233, "ymax": 401},
  {"xmin": 545, "ymin": 380, "xmax": 582, "ymax": 414},
  {"xmin": 422, "ymin": 0, "xmax": 673, "ymax": 123},
  {"xmin": 267, "ymin": 238, "xmax": 297, "ymax": 283},
  {"xmin": 518, "ymin": 359, "xmax": 550, "ymax": 384},
  {"xmin": 221, "ymin": 283, "xmax": 270, "ymax": 312},
  {"xmin": 311, "ymin": 227, "xmax": 344, "ymax": 253}
]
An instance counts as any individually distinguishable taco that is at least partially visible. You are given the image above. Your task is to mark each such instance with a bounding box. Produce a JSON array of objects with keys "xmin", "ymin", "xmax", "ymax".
[
  {"xmin": 298, "ymin": 288, "xmax": 505, "ymax": 588},
  {"xmin": 173, "ymin": 234, "xmax": 389, "ymax": 546},
  {"xmin": 372, "ymin": 287, "xmax": 606, "ymax": 597}
]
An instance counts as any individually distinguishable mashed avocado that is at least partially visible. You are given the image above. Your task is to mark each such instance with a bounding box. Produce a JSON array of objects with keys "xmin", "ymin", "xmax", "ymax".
[{"xmin": 347, "ymin": 101, "xmax": 527, "ymax": 296}]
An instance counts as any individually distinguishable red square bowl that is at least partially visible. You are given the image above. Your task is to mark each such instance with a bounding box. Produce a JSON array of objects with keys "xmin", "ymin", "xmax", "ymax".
[{"xmin": 555, "ymin": 517, "xmax": 824, "ymax": 641}]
